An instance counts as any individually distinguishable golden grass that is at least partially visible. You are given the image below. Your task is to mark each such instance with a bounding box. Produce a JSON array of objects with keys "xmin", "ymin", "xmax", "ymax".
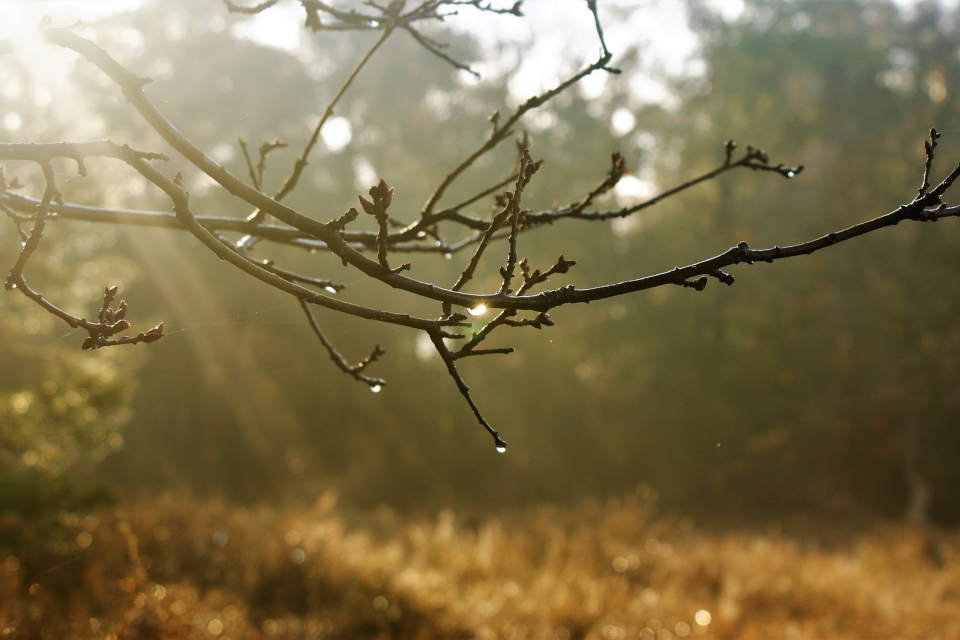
[{"xmin": 2, "ymin": 488, "xmax": 959, "ymax": 639}]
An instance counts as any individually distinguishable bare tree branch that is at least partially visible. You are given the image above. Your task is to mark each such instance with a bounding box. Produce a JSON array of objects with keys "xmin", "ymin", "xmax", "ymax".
[{"xmin": 3, "ymin": 5, "xmax": 959, "ymax": 450}]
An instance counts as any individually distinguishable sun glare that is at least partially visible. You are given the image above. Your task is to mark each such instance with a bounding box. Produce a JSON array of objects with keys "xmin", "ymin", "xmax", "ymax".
[
  {"xmin": 0, "ymin": 1, "xmax": 143, "ymax": 40},
  {"xmin": 0, "ymin": 1, "xmax": 143, "ymax": 141}
]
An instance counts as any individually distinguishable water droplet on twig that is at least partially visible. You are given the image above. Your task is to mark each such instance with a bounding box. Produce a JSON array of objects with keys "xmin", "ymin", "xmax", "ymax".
[
  {"xmin": 467, "ymin": 305, "xmax": 487, "ymax": 317},
  {"xmin": 496, "ymin": 445, "xmax": 507, "ymax": 453},
  {"xmin": 370, "ymin": 385, "xmax": 382, "ymax": 393},
  {"xmin": 324, "ymin": 286, "xmax": 337, "ymax": 294}
]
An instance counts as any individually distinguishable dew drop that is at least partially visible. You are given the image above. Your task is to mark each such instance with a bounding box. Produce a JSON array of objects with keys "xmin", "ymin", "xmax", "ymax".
[
  {"xmin": 496, "ymin": 445, "xmax": 506, "ymax": 453},
  {"xmin": 324, "ymin": 286, "xmax": 337, "ymax": 294},
  {"xmin": 443, "ymin": 253, "xmax": 452, "ymax": 260},
  {"xmin": 10, "ymin": 284, "xmax": 16, "ymax": 289},
  {"xmin": 786, "ymin": 171, "xmax": 795, "ymax": 178},
  {"xmin": 370, "ymin": 385, "xmax": 382, "ymax": 393},
  {"xmin": 417, "ymin": 231, "xmax": 426, "ymax": 238},
  {"xmin": 467, "ymin": 304, "xmax": 487, "ymax": 317}
]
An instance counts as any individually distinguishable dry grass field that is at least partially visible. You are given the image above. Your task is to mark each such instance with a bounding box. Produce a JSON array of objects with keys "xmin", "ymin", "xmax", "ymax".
[{"xmin": 2, "ymin": 489, "xmax": 958, "ymax": 639}]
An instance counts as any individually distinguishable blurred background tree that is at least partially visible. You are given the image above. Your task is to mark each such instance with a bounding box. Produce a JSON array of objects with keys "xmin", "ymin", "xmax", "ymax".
[{"xmin": 3, "ymin": 0, "xmax": 960, "ymax": 527}]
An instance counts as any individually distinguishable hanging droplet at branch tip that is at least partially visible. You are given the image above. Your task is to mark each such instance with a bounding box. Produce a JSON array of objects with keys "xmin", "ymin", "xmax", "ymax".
[
  {"xmin": 443, "ymin": 253, "xmax": 452, "ymax": 260},
  {"xmin": 496, "ymin": 445, "xmax": 506, "ymax": 453},
  {"xmin": 467, "ymin": 304, "xmax": 487, "ymax": 317},
  {"xmin": 324, "ymin": 286, "xmax": 337, "ymax": 294},
  {"xmin": 370, "ymin": 385, "xmax": 382, "ymax": 393}
]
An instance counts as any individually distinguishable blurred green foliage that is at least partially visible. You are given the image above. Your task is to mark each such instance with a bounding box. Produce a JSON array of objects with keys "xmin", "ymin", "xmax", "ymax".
[{"xmin": 0, "ymin": 223, "xmax": 138, "ymax": 510}]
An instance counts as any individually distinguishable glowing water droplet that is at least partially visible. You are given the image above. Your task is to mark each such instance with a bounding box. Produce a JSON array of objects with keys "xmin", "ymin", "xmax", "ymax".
[
  {"xmin": 20, "ymin": 242, "xmax": 27, "ymax": 248},
  {"xmin": 467, "ymin": 304, "xmax": 487, "ymax": 317},
  {"xmin": 309, "ymin": 248, "xmax": 318, "ymax": 254},
  {"xmin": 324, "ymin": 286, "xmax": 337, "ymax": 294},
  {"xmin": 417, "ymin": 231, "xmax": 426, "ymax": 238},
  {"xmin": 443, "ymin": 253, "xmax": 452, "ymax": 260},
  {"xmin": 786, "ymin": 171, "xmax": 795, "ymax": 178},
  {"xmin": 10, "ymin": 283, "xmax": 16, "ymax": 289},
  {"xmin": 370, "ymin": 384, "xmax": 382, "ymax": 393},
  {"xmin": 496, "ymin": 445, "xmax": 507, "ymax": 453}
]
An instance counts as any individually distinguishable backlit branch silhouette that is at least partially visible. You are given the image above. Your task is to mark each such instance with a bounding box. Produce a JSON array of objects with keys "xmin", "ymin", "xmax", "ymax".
[{"xmin": 2, "ymin": 1, "xmax": 959, "ymax": 451}]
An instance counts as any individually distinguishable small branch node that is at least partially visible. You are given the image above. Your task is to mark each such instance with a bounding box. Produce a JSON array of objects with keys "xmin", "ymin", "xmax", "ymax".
[
  {"xmin": 678, "ymin": 276, "xmax": 708, "ymax": 291},
  {"xmin": 724, "ymin": 139, "xmax": 737, "ymax": 165},
  {"xmin": 919, "ymin": 127, "xmax": 941, "ymax": 197},
  {"xmin": 359, "ymin": 178, "xmax": 396, "ymax": 269},
  {"xmin": 708, "ymin": 269, "xmax": 735, "ymax": 286},
  {"xmin": 327, "ymin": 207, "xmax": 360, "ymax": 232}
]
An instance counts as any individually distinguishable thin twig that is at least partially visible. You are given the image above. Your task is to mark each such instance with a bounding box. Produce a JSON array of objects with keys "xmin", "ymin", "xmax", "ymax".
[
  {"xmin": 257, "ymin": 138, "xmax": 288, "ymax": 190},
  {"xmin": 300, "ymin": 299, "xmax": 386, "ymax": 389},
  {"xmin": 524, "ymin": 141, "xmax": 802, "ymax": 226},
  {"xmin": 428, "ymin": 328, "xmax": 507, "ymax": 451},
  {"xmin": 402, "ymin": 24, "xmax": 478, "ymax": 76},
  {"xmin": 499, "ymin": 150, "xmax": 541, "ymax": 295},
  {"xmin": 5, "ymin": 162, "xmax": 58, "ymax": 289},
  {"xmin": 447, "ymin": 170, "xmax": 521, "ymax": 212},
  {"xmin": 238, "ymin": 138, "xmax": 260, "ymax": 190},
  {"xmin": 450, "ymin": 196, "xmax": 513, "ymax": 292},
  {"xmin": 919, "ymin": 127, "xmax": 940, "ymax": 197},
  {"xmin": 271, "ymin": 26, "xmax": 394, "ymax": 204},
  {"xmin": 586, "ymin": 0, "xmax": 615, "ymax": 63}
]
